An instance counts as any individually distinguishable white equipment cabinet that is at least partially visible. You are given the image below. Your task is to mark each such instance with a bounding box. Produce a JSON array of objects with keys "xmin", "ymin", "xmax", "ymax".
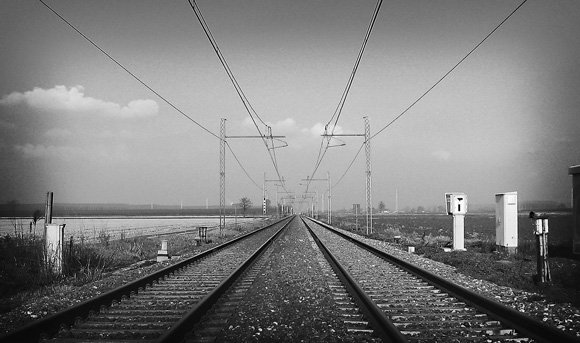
[{"xmin": 495, "ymin": 191, "xmax": 518, "ymax": 253}]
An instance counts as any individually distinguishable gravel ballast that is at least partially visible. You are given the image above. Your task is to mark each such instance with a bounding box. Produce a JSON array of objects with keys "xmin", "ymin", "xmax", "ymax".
[{"xmin": 219, "ymin": 217, "xmax": 375, "ymax": 342}]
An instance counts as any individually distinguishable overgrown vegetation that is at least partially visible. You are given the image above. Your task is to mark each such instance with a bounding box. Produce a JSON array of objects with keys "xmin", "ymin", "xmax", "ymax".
[
  {"xmin": 0, "ymin": 232, "xmax": 156, "ymax": 313},
  {"xmin": 0, "ymin": 220, "xmax": 263, "ymax": 314},
  {"xmin": 336, "ymin": 214, "xmax": 580, "ymax": 307}
]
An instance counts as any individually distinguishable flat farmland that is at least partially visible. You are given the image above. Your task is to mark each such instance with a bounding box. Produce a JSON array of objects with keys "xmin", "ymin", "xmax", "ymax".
[
  {"xmin": 0, "ymin": 216, "xmax": 261, "ymax": 242},
  {"xmin": 334, "ymin": 212, "xmax": 574, "ymax": 248}
]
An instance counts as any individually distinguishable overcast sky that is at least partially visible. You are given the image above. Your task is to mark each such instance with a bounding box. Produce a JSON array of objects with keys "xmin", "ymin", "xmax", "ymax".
[{"xmin": 1, "ymin": 0, "xmax": 579, "ymax": 212}]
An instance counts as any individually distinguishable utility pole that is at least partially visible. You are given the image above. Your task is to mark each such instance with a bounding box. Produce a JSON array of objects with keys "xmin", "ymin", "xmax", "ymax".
[
  {"xmin": 364, "ymin": 116, "xmax": 372, "ymax": 235},
  {"xmin": 321, "ymin": 117, "xmax": 372, "ymax": 233},
  {"xmin": 220, "ymin": 119, "xmax": 226, "ymax": 235},
  {"xmin": 219, "ymin": 118, "xmax": 285, "ymax": 229},
  {"xmin": 327, "ymin": 171, "xmax": 332, "ymax": 224}
]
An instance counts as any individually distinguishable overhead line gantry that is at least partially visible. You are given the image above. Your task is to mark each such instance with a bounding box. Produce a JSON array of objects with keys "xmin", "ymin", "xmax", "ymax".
[
  {"xmin": 219, "ymin": 118, "xmax": 286, "ymax": 233},
  {"xmin": 322, "ymin": 116, "xmax": 372, "ymax": 234},
  {"xmin": 301, "ymin": 173, "xmax": 332, "ymax": 224}
]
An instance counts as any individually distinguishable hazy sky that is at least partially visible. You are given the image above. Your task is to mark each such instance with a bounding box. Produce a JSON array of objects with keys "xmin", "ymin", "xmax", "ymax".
[{"xmin": 1, "ymin": 1, "xmax": 579, "ymax": 212}]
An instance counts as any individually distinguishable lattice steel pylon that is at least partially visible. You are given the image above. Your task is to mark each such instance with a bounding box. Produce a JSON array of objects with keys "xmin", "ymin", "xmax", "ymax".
[
  {"xmin": 364, "ymin": 116, "xmax": 372, "ymax": 235},
  {"xmin": 327, "ymin": 171, "xmax": 332, "ymax": 224},
  {"xmin": 219, "ymin": 118, "xmax": 226, "ymax": 235}
]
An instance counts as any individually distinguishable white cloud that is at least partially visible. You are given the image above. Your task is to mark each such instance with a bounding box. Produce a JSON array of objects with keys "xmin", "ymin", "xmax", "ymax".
[
  {"xmin": 267, "ymin": 118, "xmax": 298, "ymax": 133},
  {"xmin": 241, "ymin": 117, "xmax": 302, "ymax": 136},
  {"xmin": 307, "ymin": 122, "xmax": 344, "ymax": 137},
  {"xmin": 14, "ymin": 143, "xmax": 81, "ymax": 159},
  {"xmin": 431, "ymin": 150, "xmax": 451, "ymax": 161},
  {"xmin": 0, "ymin": 85, "xmax": 159, "ymax": 118}
]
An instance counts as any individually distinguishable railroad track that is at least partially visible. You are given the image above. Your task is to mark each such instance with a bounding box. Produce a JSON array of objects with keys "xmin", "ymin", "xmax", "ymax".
[
  {"xmin": 302, "ymin": 216, "xmax": 580, "ymax": 343},
  {"xmin": 0, "ymin": 216, "xmax": 293, "ymax": 343}
]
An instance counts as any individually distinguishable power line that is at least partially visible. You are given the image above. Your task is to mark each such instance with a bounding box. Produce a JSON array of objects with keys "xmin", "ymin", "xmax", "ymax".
[
  {"xmin": 319, "ymin": 0, "xmax": 529, "ymax": 198},
  {"xmin": 371, "ymin": 0, "xmax": 528, "ymax": 140},
  {"xmin": 327, "ymin": 0, "xmax": 383, "ymax": 130},
  {"xmin": 307, "ymin": 0, "xmax": 383, "ymax": 188},
  {"xmin": 225, "ymin": 142, "xmax": 262, "ymax": 190},
  {"xmin": 38, "ymin": 0, "xmax": 221, "ymax": 141},
  {"xmin": 186, "ymin": 0, "xmax": 269, "ymax": 139},
  {"xmin": 332, "ymin": 143, "xmax": 365, "ymax": 189},
  {"xmin": 186, "ymin": 0, "xmax": 289, "ymax": 193}
]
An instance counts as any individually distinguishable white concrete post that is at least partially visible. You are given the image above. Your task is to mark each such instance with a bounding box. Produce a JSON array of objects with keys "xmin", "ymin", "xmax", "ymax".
[
  {"xmin": 45, "ymin": 223, "xmax": 65, "ymax": 274},
  {"xmin": 157, "ymin": 240, "xmax": 169, "ymax": 262},
  {"xmin": 452, "ymin": 214, "xmax": 465, "ymax": 250}
]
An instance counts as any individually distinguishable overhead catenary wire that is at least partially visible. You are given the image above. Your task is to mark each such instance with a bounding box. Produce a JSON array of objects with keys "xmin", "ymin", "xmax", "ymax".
[
  {"xmin": 306, "ymin": 0, "xmax": 383, "ymax": 192},
  {"xmin": 226, "ymin": 142, "xmax": 262, "ymax": 190},
  {"xmin": 39, "ymin": 0, "xmax": 277, "ymax": 195},
  {"xmin": 326, "ymin": 0, "xmax": 529, "ymax": 195},
  {"xmin": 370, "ymin": 0, "xmax": 528, "ymax": 141},
  {"xmin": 187, "ymin": 0, "xmax": 288, "ymax": 193},
  {"xmin": 38, "ymin": 0, "xmax": 221, "ymax": 141}
]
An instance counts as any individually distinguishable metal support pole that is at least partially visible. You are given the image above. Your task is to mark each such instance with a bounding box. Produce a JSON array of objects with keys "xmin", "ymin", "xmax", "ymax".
[
  {"xmin": 328, "ymin": 171, "xmax": 332, "ymax": 224},
  {"xmin": 321, "ymin": 117, "xmax": 371, "ymax": 227},
  {"xmin": 364, "ymin": 116, "xmax": 372, "ymax": 235},
  {"xmin": 219, "ymin": 119, "xmax": 226, "ymax": 235}
]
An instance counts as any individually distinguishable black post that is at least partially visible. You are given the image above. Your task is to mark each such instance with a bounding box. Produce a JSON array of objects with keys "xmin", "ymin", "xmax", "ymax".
[{"xmin": 44, "ymin": 191, "xmax": 53, "ymax": 237}]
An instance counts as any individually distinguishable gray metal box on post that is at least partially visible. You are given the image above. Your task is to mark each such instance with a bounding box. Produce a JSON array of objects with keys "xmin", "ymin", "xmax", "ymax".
[{"xmin": 495, "ymin": 192, "xmax": 518, "ymax": 254}]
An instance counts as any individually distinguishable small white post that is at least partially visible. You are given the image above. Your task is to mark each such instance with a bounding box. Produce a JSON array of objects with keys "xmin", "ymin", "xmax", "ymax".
[
  {"xmin": 445, "ymin": 193, "xmax": 467, "ymax": 251},
  {"xmin": 452, "ymin": 214, "xmax": 465, "ymax": 251},
  {"xmin": 157, "ymin": 239, "xmax": 170, "ymax": 262},
  {"xmin": 45, "ymin": 223, "xmax": 65, "ymax": 274}
]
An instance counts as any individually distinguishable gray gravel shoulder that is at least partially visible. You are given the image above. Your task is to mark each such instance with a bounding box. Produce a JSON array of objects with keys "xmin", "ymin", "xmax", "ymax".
[{"xmin": 336, "ymin": 227, "xmax": 580, "ymax": 337}]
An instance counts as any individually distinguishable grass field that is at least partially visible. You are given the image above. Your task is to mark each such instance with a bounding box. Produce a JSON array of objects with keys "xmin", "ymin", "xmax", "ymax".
[
  {"xmin": 333, "ymin": 212, "xmax": 575, "ymax": 255},
  {"xmin": 0, "ymin": 216, "xmax": 259, "ymax": 242}
]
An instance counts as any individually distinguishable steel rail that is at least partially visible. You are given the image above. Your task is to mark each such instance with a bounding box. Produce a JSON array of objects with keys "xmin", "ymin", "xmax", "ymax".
[
  {"xmin": 157, "ymin": 215, "xmax": 294, "ymax": 342},
  {"xmin": 0, "ymin": 216, "xmax": 293, "ymax": 343},
  {"xmin": 301, "ymin": 216, "xmax": 408, "ymax": 343},
  {"xmin": 305, "ymin": 216, "xmax": 580, "ymax": 343}
]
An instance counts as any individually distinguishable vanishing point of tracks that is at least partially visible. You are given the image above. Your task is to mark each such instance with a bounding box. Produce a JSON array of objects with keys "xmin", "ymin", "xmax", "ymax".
[{"xmin": 2, "ymin": 215, "xmax": 579, "ymax": 343}]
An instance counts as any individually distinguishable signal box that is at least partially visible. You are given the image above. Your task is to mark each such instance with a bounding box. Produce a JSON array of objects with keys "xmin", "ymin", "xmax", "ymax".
[{"xmin": 445, "ymin": 193, "xmax": 467, "ymax": 215}]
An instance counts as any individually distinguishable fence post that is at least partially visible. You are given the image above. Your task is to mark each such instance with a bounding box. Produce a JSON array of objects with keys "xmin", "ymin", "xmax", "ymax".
[{"xmin": 44, "ymin": 191, "xmax": 53, "ymax": 238}]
